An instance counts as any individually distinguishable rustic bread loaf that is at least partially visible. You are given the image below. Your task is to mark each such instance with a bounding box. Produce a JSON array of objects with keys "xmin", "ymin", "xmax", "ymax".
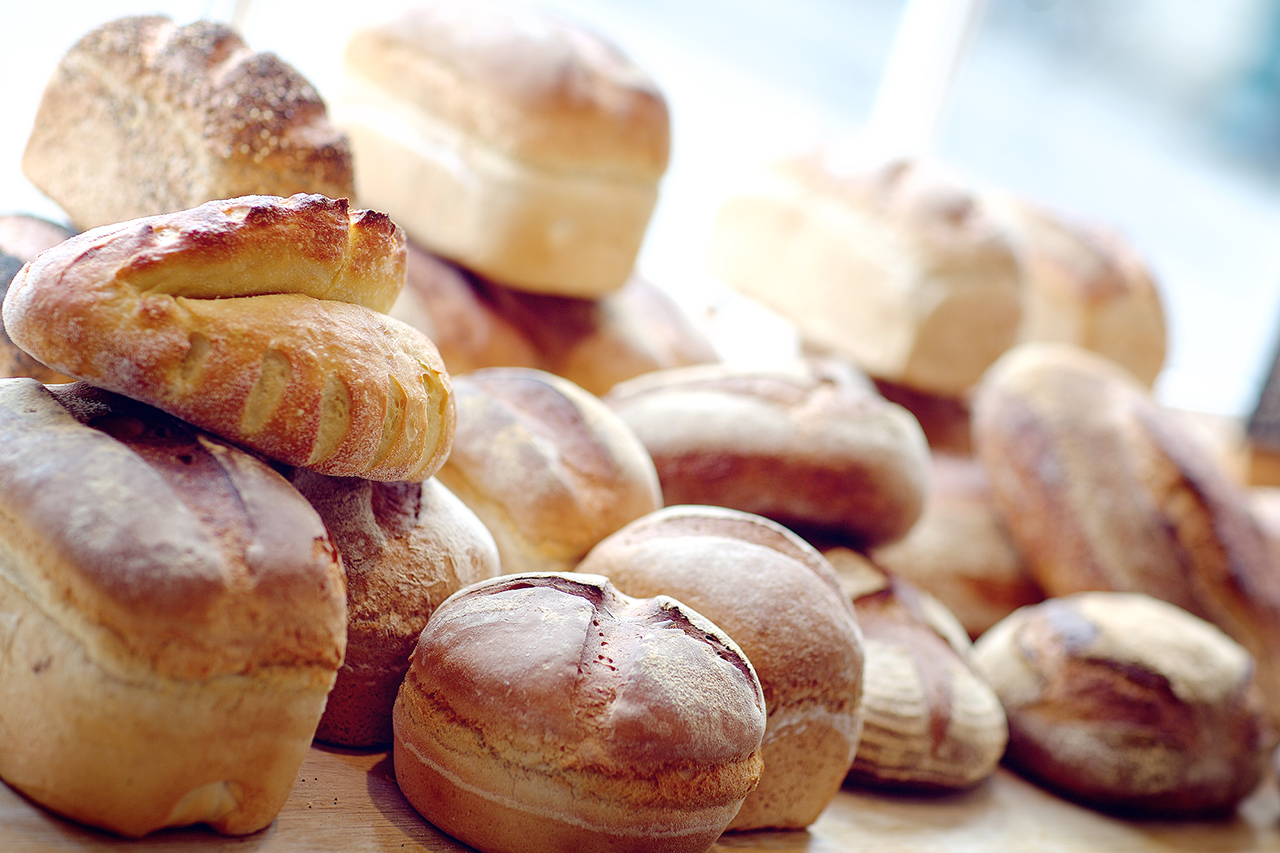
[
  {"xmin": 974, "ymin": 593, "xmax": 1274, "ymax": 817},
  {"xmin": 288, "ymin": 472, "xmax": 500, "ymax": 748},
  {"xmin": 577, "ymin": 505, "xmax": 865, "ymax": 831},
  {"xmin": 435, "ymin": 367, "xmax": 662, "ymax": 575},
  {"xmin": 710, "ymin": 152, "xmax": 1022, "ymax": 396},
  {"xmin": 23, "ymin": 15, "xmax": 354, "ymax": 231},
  {"xmin": 605, "ymin": 359, "xmax": 930, "ymax": 548},
  {"xmin": 972, "ymin": 341, "xmax": 1280, "ymax": 725},
  {"xmin": 392, "ymin": 572, "xmax": 766, "ymax": 853},
  {"xmin": 2, "ymin": 194, "xmax": 455, "ymax": 482},
  {"xmin": 0, "ymin": 379, "xmax": 346, "ymax": 837},
  {"xmin": 825, "ymin": 548, "xmax": 1007, "ymax": 792},
  {"xmin": 338, "ymin": 0, "xmax": 669, "ymax": 297}
]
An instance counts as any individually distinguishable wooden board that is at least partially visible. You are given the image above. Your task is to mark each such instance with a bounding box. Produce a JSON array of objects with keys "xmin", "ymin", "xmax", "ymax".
[{"xmin": 4, "ymin": 745, "xmax": 1278, "ymax": 852}]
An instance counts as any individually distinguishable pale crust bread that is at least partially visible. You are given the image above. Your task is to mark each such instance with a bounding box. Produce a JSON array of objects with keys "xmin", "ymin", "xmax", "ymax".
[
  {"xmin": 2, "ymin": 194, "xmax": 455, "ymax": 482},
  {"xmin": 23, "ymin": 15, "xmax": 354, "ymax": 231},
  {"xmin": 0, "ymin": 379, "xmax": 346, "ymax": 837},
  {"xmin": 577, "ymin": 506, "xmax": 865, "ymax": 831},
  {"xmin": 338, "ymin": 0, "xmax": 669, "ymax": 296},
  {"xmin": 392, "ymin": 572, "xmax": 766, "ymax": 853}
]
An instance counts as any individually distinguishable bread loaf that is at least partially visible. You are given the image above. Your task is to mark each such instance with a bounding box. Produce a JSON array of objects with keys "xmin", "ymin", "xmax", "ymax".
[
  {"xmin": 0, "ymin": 379, "xmax": 346, "ymax": 837},
  {"xmin": 337, "ymin": 0, "xmax": 669, "ymax": 297},
  {"xmin": 23, "ymin": 15, "xmax": 354, "ymax": 231},
  {"xmin": 392, "ymin": 572, "xmax": 766, "ymax": 853}
]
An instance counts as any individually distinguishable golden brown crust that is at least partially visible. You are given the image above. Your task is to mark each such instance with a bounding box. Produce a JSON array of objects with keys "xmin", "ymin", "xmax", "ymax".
[
  {"xmin": 3, "ymin": 195, "xmax": 454, "ymax": 482},
  {"xmin": 23, "ymin": 15, "xmax": 354, "ymax": 231},
  {"xmin": 604, "ymin": 360, "xmax": 930, "ymax": 548},
  {"xmin": 0, "ymin": 217, "xmax": 78, "ymax": 384},
  {"xmin": 973, "ymin": 593, "xmax": 1275, "ymax": 818},
  {"xmin": 436, "ymin": 367, "xmax": 662, "ymax": 574},
  {"xmin": 576, "ymin": 505, "xmax": 865, "ymax": 831},
  {"xmin": 972, "ymin": 342, "xmax": 1280, "ymax": 724},
  {"xmin": 290, "ymin": 472, "xmax": 500, "ymax": 747},
  {"xmin": 392, "ymin": 572, "xmax": 766, "ymax": 853}
]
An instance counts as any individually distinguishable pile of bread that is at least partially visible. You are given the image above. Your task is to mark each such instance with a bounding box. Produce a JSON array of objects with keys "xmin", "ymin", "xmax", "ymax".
[{"xmin": 1, "ymin": 1, "xmax": 1277, "ymax": 850}]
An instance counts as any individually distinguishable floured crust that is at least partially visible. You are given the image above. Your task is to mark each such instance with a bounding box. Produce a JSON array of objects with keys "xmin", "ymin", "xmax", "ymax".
[
  {"xmin": 435, "ymin": 367, "xmax": 661, "ymax": 574},
  {"xmin": 392, "ymin": 572, "xmax": 765, "ymax": 853},
  {"xmin": 3, "ymin": 195, "xmax": 455, "ymax": 482},
  {"xmin": 577, "ymin": 506, "xmax": 865, "ymax": 830},
  {"xmin": 23, "ymin": 15, "xmax": 354, "ymax": 231},
  {"xmin": 0, "ymin": 378, "xmax": 346, "ymax": 836}
]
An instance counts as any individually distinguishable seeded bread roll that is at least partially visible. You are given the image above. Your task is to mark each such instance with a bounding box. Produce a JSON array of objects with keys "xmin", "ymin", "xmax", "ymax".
[
  {"xmin": 289, "ymin": 472, "xmax": 500, "ymax": 748},
  {"xmin": 393, "ymin": 572, "xmax": 766, "ymax": 853},
  {"xmin": 972, "ymin": 342, "xmax": 1280, "ymax": 726},
  {"xmin": 577, "ymin": 506, "xmax": 865, "ymax": 831},
  {"xmin": 605, "ymin": 360, "xmax": 930, "ymax": 548},
  {"xmin": 0, "ymin": 379, "xmax": 346, "ymax": 837},
  {"xmin": 2, "ymin": 194, "xmax": 455, "ymax": 482},
  {"xmin": 974, "ymin": 593, "xmax": 1274, "ymax": 818},
  {"xmin": 435, "ymin": 367, "xmax": 662, "ymax": 575},
  {"xmin": 23, "ymin": 15, "xmax": 354, "ymax": 231},
  {"xmin": 710, "ymin": 153, "xmax": 1022, "ymax": 396},
  {"xmin": 337, "ymin": 0, "xmax": 669, "ymax": 297}
]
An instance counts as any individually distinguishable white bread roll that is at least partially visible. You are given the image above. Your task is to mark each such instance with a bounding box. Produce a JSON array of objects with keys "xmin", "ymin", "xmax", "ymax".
[{"xmin": 337, "ymin": 0, "xmax": 670, "ymax": 297}]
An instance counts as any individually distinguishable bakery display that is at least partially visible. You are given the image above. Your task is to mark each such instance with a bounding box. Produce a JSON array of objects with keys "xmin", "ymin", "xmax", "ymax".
[
  {"xmin": 605, "ymin": 359, "xmax": 930, "ymax": 548},
  {"xmin": 2, "ymin": 194, "xmax": 456, "ymax": 482},
  {"xmin": 435, "ymin": 367, "xmax": 663, "ymax": 575},
  {"xmin": 0, "ymin": 379, "xmax": 347, "ymax": 837},
  {"xmin": 287, "ymin": 472, "xmax": 500, "ymax": 748},
  {"xmin": 825, "ymin": 548, "xmax": 1007, "ymax": 792},
  {"xmin": 392, "ymin": 572, "xmax": 767, "ymax": 853},
  {"xmin": 577, "ymin": 505, "xmax": 865, "ymax": 831},
  {"xmin": 22, "ymin": 15, "xmax": 354, "ymax": 232},
  {"xmin": 971, "ymin": 341, "xmax": 1280, "ymax": 725},
  {"xmin": 869, "ymin": 451, "xmax": 1043, "ymax": 638},
  {"xmin": 709, "ymin": 152, "xmax": 1023, "ymax": 397},
  {"xmin": 974, "ymin": 592, "xmax": 1274, "ymax": 817},
  {"xmin": 337, "ymin": 0, "xmax": 670, "ymax": 297}
]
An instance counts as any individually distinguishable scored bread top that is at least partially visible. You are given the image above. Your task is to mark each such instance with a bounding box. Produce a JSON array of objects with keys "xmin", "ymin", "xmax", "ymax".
[
  {"xmin": 344, "ymin": 0, "xmax": 669, "ymax": 179},
  {"xmin": 23, "ymin": 16, "xmax": 354, "ymax": 231}
]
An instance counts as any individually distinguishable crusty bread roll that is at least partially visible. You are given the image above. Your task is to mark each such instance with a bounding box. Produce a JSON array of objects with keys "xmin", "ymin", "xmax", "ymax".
[
  {"xmin": 710, "ymin": 152, "xmax": 1022, "ymax": 396},
  {"xmin": 974, "ymin": 593, "xmax": 1274, "ymax": 817},
  {"xmin": 337, "ymin": 0, "xmax": 669, "ymax": 297},
  {"xmin": 288, "ymin": 472, "xmax": 500, "ymax": 748},
  {"xmin": 990, "ymin": 194, "xmax": 1167, "ymax": 387},
  {"xmin": 2, "ymin": 194, "xmax": 455, "ymax": 482},
  {"xmin": 23, "ymin": 15, "xmax": 354, "ymax": 232},
  {"xmin": 869, "ymin": 451, "xmax": 1043, "ymax": 638},
  {"xmin": 605, "ymin": 359, "xmax": 930, "ymax": 548},
  {"xmin": 390, "ymin": 242, "xmax": 719, "ymax": 395},
  {"xmin": 972, "ymin": 342, "xmax": 1280, "ymax": 725},
  {"xmin": 435, "ymin": 367, "xmax": 662, "ymax": 575},
  {"xmin": 393, "ymin": 572, "xmax": 766, "ymax": 853},
  {"xmin": 824, "ymin": 548, "xmax": 1007, "ymax": 792},
  {"xmin": 576, "ymin": 506, "xmax": 865, "ymax": 831},
  {"xmin": 0, "ymin": 379, "xmax": 347, "ymax": 837}
]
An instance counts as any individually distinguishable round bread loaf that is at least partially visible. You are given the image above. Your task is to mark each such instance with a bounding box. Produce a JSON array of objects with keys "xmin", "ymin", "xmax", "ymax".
[
  {"xmin": 869, "ymin": 451, "xmax": 1043, "ymax": 638},
  {"xmin": 825, "ymin": 548, "xmax": 1007, "ymax": 792},
  {"xmin": 2, "ymin": 194, "xmax": 455, "ymax": 482},
  {"xmin": 973, "ymin": 593, "xmax": 1274, "ymax": 817},
  {"xmin": 288, "ymin": 471, "xmax": 500, "ymax": 748},
  {"xmin": 604, "ymin": 360, "xmax": 930, "ymax": 548},
  {"xmin": 435, "ymin": 367, "xmax": 662, "ymax": 575},
  {"xmin": 338, "ymin": 0, "xmax": 669, "ymax": 297},
  {"xmin": 971, "ymin": 342, "xmax": 1280, "ymax": 726},
  {"xmin": 392, "ymin": 572, "xmax": 767, "ymax": 853},
  {"xmin": 577, "ymin": 505, "xmax": 865, "ymax": 831},
  {"xmin": 23, "ymin": 15, "xmax": 354, "ymax": 232},
  {"xmin": 0, "ymin": 379, "xmax": 346, "ymax": 837}
]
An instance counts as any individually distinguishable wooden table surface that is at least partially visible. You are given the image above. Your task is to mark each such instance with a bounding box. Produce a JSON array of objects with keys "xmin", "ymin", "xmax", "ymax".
[{"xmin": 4, "ymin": 744, "xmax": 1278, "ymax": 852}]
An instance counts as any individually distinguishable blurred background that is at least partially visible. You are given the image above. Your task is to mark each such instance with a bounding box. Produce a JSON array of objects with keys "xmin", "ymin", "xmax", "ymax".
[{"xmin": 6, "ymin": 0, "xmax": 1280, "ymax": 418}]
